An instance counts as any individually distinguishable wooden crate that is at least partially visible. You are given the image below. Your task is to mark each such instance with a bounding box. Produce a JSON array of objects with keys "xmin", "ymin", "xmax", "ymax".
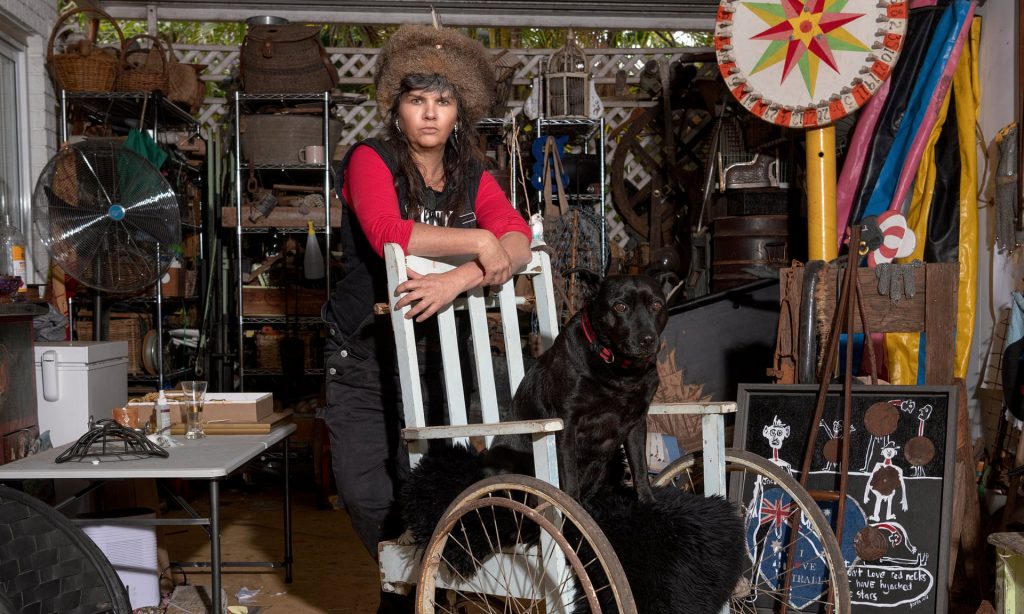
[{"xmin": 242, "ymin": 286, "xmax": 324, "ymax": 316}]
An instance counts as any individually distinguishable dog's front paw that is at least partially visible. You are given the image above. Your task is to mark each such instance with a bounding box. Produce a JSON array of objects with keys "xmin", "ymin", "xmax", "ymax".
[{"xmin": 396, "ymin": 529, "xmax": 419, "ymax": 546}]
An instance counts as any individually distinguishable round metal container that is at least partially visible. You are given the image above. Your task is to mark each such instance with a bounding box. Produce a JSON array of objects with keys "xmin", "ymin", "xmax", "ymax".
[
  {"xmin": 246, "ymin": 15, "xmax": 289, "ymax": 26},
  {"xmin": 711, "ymin": 215, "xmax": 789, "ymax": 292}
]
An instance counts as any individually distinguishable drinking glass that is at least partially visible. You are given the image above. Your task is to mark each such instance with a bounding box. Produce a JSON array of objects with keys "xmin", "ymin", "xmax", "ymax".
[{"xmin": 181, "ymin": 380, "xmax": 208, "ymax": 439}]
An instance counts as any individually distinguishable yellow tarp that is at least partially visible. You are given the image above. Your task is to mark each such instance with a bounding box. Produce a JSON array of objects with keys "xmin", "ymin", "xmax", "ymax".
[{"xmin": 885, "ymin": 17, "xmax": 980, "ymax": 384}]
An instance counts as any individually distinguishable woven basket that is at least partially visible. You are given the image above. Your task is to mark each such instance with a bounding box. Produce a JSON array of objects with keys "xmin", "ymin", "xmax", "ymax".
[
  {"xmin": 46, "ymin": 7, "xmax": 125, "ymax": 92},
  {"xmin": 117, "ymin": 34, "xmax": 168, "ymax": 93},
  {"xmin": 163, "ymin": 37, "xmax": 206, "ymax": 113},
  {"xmin": 239, "ymin": 114, "xmax": 342, "ymax": 165},
  {"xmin": 255, "ymin": 328, "xmax": 318, "ymax": 370},
  {"xmin": 241, "ymin": 24, "xmax": 338, "ymax": 94},
  {"xmin": 76, "ymin": 313, "xmax": 151, "ymax": 375}
]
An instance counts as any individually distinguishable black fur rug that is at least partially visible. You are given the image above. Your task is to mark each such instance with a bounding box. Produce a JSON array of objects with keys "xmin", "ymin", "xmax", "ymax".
[{"xmin": 401, "ymin": 444, "xmax": 745, "ymax": 614}]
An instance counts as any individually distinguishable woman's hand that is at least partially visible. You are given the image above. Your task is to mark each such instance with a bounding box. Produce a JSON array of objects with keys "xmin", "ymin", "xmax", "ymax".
[
  {"xmin": 475, "ymin": 230, "xmax": 514, "ymax": 286},
  {"xmin": 394, "ymin": 269, "xmax": 465, "ymax": 321}
]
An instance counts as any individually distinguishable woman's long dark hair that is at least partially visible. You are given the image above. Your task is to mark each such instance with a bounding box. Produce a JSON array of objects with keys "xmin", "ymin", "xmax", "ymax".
[{"xmin": 384, "ymin": 73, "xmax": 483, "ymax": 224}]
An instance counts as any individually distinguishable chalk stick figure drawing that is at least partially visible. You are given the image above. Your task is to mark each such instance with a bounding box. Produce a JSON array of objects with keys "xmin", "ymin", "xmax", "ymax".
[
  {"xmin": 763, "ymin": 415, "xmax": 794, "ymax": 475},
  {"xmin": 880, "ymin": 552, "xmax": 929, "ymax": 568},
  {"xmin": 818, "ymin": 419, "xmax": 856, "ymax": 472},
  {"xmin": 863, "ymin": 442, "xmax": 909, "ymax": 521},
  {"xmin": 905, "ymin": 403, "xmax": 935, "ymax": 477},
  {"xmin": 749, "ymin": 416, "xmax": 802, "ymax": 538}
]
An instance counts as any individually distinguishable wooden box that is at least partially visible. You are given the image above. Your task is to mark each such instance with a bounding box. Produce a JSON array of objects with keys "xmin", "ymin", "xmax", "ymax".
[{"xmin": 242, "ymin": 286, "xmax": 324, "ymax": 316}]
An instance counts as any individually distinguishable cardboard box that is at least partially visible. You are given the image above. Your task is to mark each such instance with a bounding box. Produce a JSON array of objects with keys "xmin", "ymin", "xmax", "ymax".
[
  {"xmin": 203, "ymin": 392, "xmax": 275, "ymax": 421},
  {"xmin": 134, "ymin": 392, "xmax": 274, "ymax": 425}
]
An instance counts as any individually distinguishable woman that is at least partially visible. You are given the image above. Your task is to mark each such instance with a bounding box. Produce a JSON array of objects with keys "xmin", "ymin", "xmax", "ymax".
[{"xmin": 321, "ymin": 23, "xmax": 531, "ymax": 588}]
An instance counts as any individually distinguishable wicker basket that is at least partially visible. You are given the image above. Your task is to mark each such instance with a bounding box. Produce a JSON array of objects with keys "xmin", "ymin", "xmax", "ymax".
[
  {"xmin": 163, "ymin": 37, "xmax": 206, "ymax": 113},
  {"xmin": 76, "ymin": 312, "xmax": 151, "ymax": 375},
  {"xmin": 117, "ymin": 34, "xmax": 168, "ymax": 93},
  {"xmin": 46, "ymin": 7, "xmax": 125, "ymax": 92},
  {"xmin": 255, "ymin": 328, "xmax": 319, "ymax": 370},
  {"xmin": 240, "ymin": 24, "xmax": 339, "ymax": 94},
  {"xmin": 239, "ymin": 114, "xmax": 342, "ymax": 166}
]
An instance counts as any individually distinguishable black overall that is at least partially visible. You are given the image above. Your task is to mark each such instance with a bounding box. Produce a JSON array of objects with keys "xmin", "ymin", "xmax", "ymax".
[{"xmin": 322, "ymin": 139, "xmax": 481, "ymax": 559}]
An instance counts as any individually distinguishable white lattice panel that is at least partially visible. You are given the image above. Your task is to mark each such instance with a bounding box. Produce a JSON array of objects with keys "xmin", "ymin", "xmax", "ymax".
[{"xmin": 172, "ymin": 43, "xmax": 700, "ymax": 142}]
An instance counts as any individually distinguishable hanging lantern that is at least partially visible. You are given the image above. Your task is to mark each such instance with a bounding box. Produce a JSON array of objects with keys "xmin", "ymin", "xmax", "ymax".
[{"xmin": 544, "ymin": 31, "xmax": 590, "ymax": 118}]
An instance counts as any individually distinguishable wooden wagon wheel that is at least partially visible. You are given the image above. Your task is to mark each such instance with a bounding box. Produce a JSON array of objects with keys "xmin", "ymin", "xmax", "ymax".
[
  {"xmin": 610, "ymin": 92, "xmax": 716, "ymax": 262},
  {"xmin": 416, "ymin": 474, "xmax": 636, "ymax": 613}
]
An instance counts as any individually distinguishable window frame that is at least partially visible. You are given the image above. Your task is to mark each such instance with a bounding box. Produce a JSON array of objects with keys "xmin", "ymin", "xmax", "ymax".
[{"xmin": 0, "ymin": 32, "xmax": 34, "ymax": 279}]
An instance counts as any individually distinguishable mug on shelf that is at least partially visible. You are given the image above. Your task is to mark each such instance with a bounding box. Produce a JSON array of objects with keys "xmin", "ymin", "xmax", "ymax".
[{"xmin": 298, "ymin": 145, "xmax": 325, "ymax": 165}]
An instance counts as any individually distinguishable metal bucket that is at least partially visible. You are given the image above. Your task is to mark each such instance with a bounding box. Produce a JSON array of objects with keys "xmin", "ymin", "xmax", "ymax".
[
  {"xmin": 246, "ymin": 15, "xmax": 289, "ymax": 26},
  {"xmin": 712, "ymin": 215, "xmax": 789, "ymax": 292}
]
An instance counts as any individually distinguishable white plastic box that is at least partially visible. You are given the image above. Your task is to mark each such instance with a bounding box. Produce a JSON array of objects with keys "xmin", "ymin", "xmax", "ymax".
[{"xmin": 34, "ymin": 341, "xmax": 129, "ymax": 447}]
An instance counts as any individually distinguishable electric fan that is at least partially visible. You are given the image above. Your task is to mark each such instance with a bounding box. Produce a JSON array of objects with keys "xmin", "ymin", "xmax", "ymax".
[{"xmin": 32, "ymin": 138, "xmax": 181, "ymax": 293}]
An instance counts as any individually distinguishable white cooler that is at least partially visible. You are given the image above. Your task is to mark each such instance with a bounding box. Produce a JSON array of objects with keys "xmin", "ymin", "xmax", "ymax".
[{"xmin": 34, "ymin": 341, "xmax": 129, "ymax": 447}]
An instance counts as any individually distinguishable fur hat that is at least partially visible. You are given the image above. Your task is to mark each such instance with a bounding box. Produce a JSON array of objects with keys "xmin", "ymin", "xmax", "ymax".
[{"xmin": 374, "ymin": 24, "xmax": 496, "ymax": 124}]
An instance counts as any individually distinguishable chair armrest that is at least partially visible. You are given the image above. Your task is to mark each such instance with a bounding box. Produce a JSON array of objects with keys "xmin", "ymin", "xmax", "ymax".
[
  {"xmin": 403, "ymin": 418, "xmax": 564, "ymax": 441},
  {"xmin": 648, "ymin": 402, "xmax": 737, "ymax": 416}
]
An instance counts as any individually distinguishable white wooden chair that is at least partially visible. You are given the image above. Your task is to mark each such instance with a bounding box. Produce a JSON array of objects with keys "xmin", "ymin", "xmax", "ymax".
[
  {"xmin": 374, "ymin": 244, "xmax": 850, "ymax": 613},
  {"xmin": 376, "ymin": 244, "xmax": 635, "ymax": 613}
]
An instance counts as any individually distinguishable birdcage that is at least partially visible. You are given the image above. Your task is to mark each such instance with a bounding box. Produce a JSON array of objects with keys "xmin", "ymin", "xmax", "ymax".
[{"xmin": 544, "ymin": 33, "xmax": 590, "ymax": 118}]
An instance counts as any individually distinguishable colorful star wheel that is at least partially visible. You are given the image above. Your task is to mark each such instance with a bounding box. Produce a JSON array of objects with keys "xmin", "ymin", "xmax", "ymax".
[{"xmin": 715, "ymin": 0, "xmax": 908, "ymax": 128}]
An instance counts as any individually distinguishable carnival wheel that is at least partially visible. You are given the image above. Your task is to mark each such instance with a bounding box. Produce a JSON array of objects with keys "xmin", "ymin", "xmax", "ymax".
[
  {"xmin": 715, "ymin": 0, "xmax": 909, "ymax": 129},
  {"xmin": 654, "ymin": 449, "xmax": 851, "ymax": 614},
  {"xmin": 416, "ymin": 474, "xmax": 636, "ymax": 613}
]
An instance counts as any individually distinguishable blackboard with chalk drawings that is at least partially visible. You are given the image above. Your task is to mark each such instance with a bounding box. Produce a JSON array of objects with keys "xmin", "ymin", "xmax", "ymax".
[{"xmin": 735, "ymin": 384, "xmax": 958, "ymax": 614}]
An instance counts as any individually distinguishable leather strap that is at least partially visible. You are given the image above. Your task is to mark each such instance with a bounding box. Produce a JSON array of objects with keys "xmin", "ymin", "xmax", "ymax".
[{"xmin": 541, "ymin": 136, "xmax": 569, "ymax": 220}]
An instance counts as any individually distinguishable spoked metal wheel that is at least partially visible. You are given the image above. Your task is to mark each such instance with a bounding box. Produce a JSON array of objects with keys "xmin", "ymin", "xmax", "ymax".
[
  {"xmin": 654, "ymin": 449, "xmax": 851, "ymax": 614},
  {"xmin": 416, "ymin": 474, "xmax": 636, "ymax": 613}
]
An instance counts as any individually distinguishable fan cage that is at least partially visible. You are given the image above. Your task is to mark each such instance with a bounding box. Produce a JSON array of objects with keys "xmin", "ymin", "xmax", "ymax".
[{"xmin": 33, "ymin": 138, "xmax": 181, "ymax": 294}]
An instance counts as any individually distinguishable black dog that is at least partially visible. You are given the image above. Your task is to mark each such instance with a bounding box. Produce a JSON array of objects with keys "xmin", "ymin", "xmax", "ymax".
[{"xmin": 491, "ymin": 275, "xmax": 667, "ymax": 503}]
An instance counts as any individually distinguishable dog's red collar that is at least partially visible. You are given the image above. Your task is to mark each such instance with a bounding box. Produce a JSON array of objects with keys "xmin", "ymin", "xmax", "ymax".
[{"xmin": 580, "ymin": 311, "xmax": 645, "ymax": 369}]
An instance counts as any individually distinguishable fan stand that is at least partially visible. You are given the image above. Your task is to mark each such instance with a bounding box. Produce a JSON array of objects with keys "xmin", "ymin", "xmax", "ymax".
[{"xmin": 74, "ymin": 243, "xmax": 167, "ymax": 390}]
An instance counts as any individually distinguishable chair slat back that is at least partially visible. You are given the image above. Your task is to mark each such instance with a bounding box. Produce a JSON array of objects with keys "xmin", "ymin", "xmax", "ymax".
[{"xmin": 383, "ymin": 243, "xmax": 558, "ymax": 466}]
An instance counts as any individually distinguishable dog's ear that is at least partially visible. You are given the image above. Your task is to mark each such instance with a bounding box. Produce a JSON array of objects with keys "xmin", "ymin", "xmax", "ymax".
[{"xmin": 566, "ymin": 268, "xmax": 603, "ymax": 307}]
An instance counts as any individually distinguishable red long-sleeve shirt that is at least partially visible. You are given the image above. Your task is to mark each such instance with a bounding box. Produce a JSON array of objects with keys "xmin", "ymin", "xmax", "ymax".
[{"xmin": 342, "ymin": 145, "xmax": 529, "ymax": 257}]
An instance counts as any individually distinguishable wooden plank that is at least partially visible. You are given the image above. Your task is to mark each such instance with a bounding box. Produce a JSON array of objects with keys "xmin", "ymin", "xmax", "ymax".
[
  {"xmin": 819, "ymin": 266, "xmax": 927, "ymax": 333},
  {"xmin": 774, "ymin": 266, "xmax": 803, "ymax": 384},
  {"xmin": 169, "ymin": 410, "xmax": 293, "ymax": 435},
  {"xmin": 816, "ymin": 263, "xmax": 957, "ymax": 336},
  {"xmin": 221, "ymin": 204, "xmax": 341, "ymax": 228},
  {"xmin": 924, "ymin": 263, "xmax": 957, "ymax": 385},
  {"xmin": 403, "ymin": 418, "xmax": 563, "ymax": 441},
  {"xmin": 241, "ymin": 286, "xmax": 323, "ymax": 316},
  {"xmin": 648, "ymin": 402, "xmax": 737, "ymax": 415}
]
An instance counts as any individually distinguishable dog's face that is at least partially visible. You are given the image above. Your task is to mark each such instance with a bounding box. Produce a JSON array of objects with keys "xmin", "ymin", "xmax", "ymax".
[{"xmin": 588, "ymin": 275, "xmax": 668, "ymax": 360}]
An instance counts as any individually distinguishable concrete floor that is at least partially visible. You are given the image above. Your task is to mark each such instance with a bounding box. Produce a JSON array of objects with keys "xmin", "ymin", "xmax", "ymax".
[{"xmin": 161, "ymin": 478, "xmax": 381, "ymax": 613}]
